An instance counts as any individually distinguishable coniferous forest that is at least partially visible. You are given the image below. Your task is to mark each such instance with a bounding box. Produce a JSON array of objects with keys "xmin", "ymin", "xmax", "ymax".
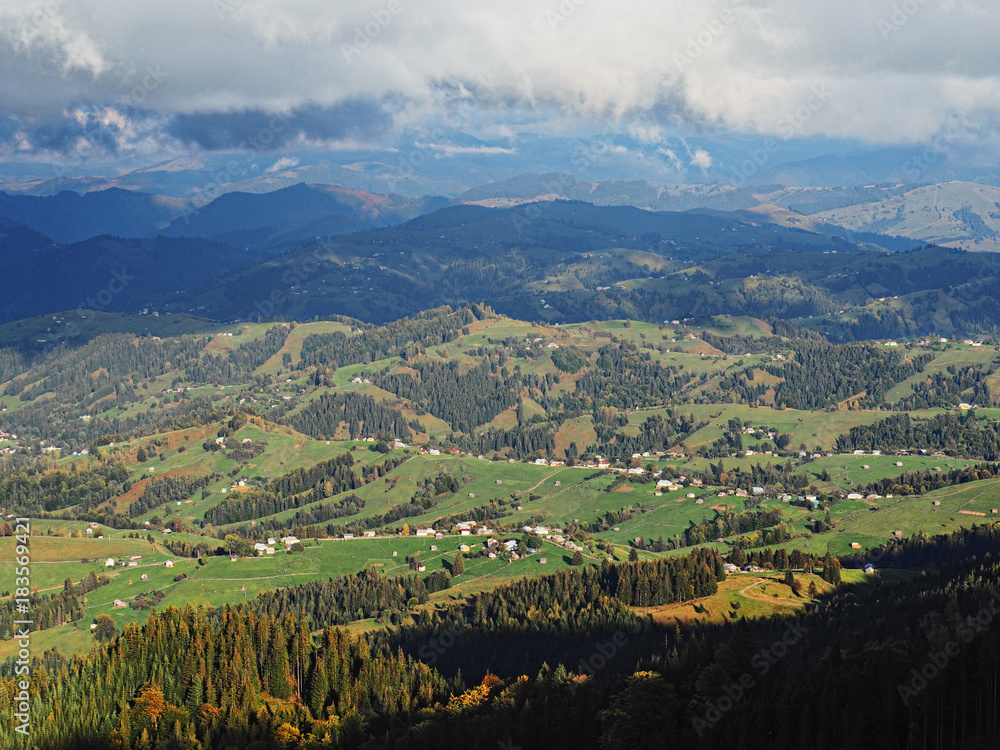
[
  {"xmin": 6, "ymin": 536, "xmax": 1000, "ymax": 749},
  {"xmin": 4, "ymin": 304, "xmax": 1000, "ymax": 749}
]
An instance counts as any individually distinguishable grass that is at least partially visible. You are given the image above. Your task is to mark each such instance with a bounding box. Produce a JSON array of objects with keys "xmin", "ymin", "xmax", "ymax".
[
  {"xmin": 680, "ymin": 404, "xmax": 886, "ymax": 452},
  {"xmin": 800, "ymin": 453, "xmax": 965, "ymax": 490},
  {"xmin": 633, "ymin": 572, "xmax": 834, "ymax": 626}
]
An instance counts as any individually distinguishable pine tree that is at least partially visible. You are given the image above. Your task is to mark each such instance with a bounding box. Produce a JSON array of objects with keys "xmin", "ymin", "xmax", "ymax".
[
  {"xmin": 309, "ymin": 661, "xmax": 329, "ymax": 718},
  {"xmin": 267, "ymin": 629, "xmax": 293, "ymax": 699},
  {"xmin": 453, "ymin": 552, "xmax": 465, "ymax": 576}
]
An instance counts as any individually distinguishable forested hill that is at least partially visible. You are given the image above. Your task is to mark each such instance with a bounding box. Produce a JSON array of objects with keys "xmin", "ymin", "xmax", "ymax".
[
  {"xmin": 7, "ymin": 195, "xmax": 1000, "ymax": 336},
  {"xmin": 6, "ymin": 536, "xmax": 1000, "ymax": 749},
  {"xmin": 168, "ymin": 201, "xmax": 1000, "ymax": 337}
]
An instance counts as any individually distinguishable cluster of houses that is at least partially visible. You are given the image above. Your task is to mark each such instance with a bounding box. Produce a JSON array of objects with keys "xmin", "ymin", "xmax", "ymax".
[
  {"xmin": 0, "ymin": 429, "xmax": 18, "ymax": 455},
  {"xmin": 248, "ymin": 535, "xmax": 302, "ymax": 557},
  {"xmin": 105, "ymin": 555, "xmax": 144, "ymax": 568},
  {"xmin": 518, "ymin": 336, "xmax": 561, "ymax": 350},
  {"xmin": 103, "ymin": 555, "xmax": 176, "ymax": 568},
  {"xmin": 414, "ymin": 521, "xmax": 493, "ymax": 538}
]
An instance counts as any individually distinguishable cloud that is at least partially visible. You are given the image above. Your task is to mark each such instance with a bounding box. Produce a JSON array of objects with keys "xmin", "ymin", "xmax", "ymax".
[
  {"xmin": 690, "ymin": 148, "xmax": 713, "ymax": 169},
  {"xmin": 418, "ymin": 143, "xmax": 517, "ymax": 157},
  {"xmin": 1, "ymin": 0, "xmax": 999, "ymax": 162},
  {"xmin": 265, "ymin": 156, "xmax": 299, "ymax": 173},
  {"xmin": 0, "ymin": 1, "xmax": 108, "ymax": 77}
]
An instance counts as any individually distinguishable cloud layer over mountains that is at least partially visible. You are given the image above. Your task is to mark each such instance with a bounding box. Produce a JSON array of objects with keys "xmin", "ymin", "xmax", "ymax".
[{"xmin": 2, "ymin": 0, "xmax": 999, "ymax": 163}]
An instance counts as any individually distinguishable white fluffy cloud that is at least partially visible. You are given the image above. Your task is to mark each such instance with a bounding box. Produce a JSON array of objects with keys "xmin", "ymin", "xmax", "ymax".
[{"xmin": 1, "ymin": 0, "xmax": 998, "ymax": 153}]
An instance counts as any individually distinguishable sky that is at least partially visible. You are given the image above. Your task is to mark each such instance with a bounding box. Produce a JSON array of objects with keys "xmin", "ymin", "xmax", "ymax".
[{"xmin": 1, "ymin": 0, "xmax": 999, "ymax": 174}]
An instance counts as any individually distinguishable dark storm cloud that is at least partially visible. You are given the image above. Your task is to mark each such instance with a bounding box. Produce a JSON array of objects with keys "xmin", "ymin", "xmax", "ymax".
[
  {"xmin": 27, "ymin": 111, "xmax": 124, "ymax": 155},
  {"xmin": 166, "ymin": 100, "xmax": 394, "ymax": 151},
  {"xmin": 2, "ymin": 0, "xmax": 1000, "ymax": 160}
]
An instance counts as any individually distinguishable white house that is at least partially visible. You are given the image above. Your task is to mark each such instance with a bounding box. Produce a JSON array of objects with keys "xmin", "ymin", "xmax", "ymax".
[
  {"xmin": 164, "ymin": 560, "xmax": 174, "ymax": 568},
  {"xmin": 104, "ymin": 558, "xmax": 115, "ymax": 567}
]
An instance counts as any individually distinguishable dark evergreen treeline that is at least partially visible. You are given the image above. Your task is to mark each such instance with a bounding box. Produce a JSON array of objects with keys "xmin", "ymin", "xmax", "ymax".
[
  {"xmin": 128, "ymin": 473, "xmax": 220, "ymax": 518},
  {"xmin": 600, "ymin": 411, "xmax": 701, "ymax": 460},
  {"xmin": 383, "ymin": 544, "xmax": 1000, "ymax": 750},
  {"xmin": 286, "ymin": 391, "xmax": 418, "ymax": 440},
  {"xmin": 378, "ymin": 550, "xmax": 724, "ymax": 682},
  {"xmin": 853, "ymin": 461, "xmax": 1000, "ymax": 498},
  {"xmin": 1, "ymin": 333, "xmax": 202, "ymax": 408},
  {"xmin": 455, "ymin": 422, "xmax": 558, "ymax": 457},
  {"xmin": 205, "ymin": 452, "xmax": 361, "ymax": 527},
  {"xmin": 248, "ymin": 567, "xmax": 451, "ymax": 628},
  {"xmin": 374, "ymin": 356, "xmax": 521, "ymax": 433},
  {"xmin": 0, "ymin": 346, "xmax": 35, "ymax": 386},
  {"xmin": 840, "ymin": 522, "xmax": 1000, "ymax": 570},
  {"xmin": 0, "ymin": 459, "xmax": 130, "ymax": 515},
  {"xmin": 301, "ymin": 305, "xmax": 487, "ymax": 370},
  {"xmin": 568, "ymin": 341, "xmax": 697, "ymax": 411},
  {"xmin": 2, "ymin": 390, "xmax": 225, "ymax": 453},
  {"xmin": 768, "ymin": 341, "xmax": 933, "ymax": 409},
  {"xmin": 0, "ymin": 571, "xmax": 108, "ymax": 639},
  {"xmin": 185, "ymin": 325, "xmax": 291, "ymax": 384},
  {"xmin": 836, "ymin": 411, "xmax": 1000, "ymax": 459},
  {"xmin": 0, "ymin": 606, "xmax": 455, "ymax": 750},
  {"xmin": 253, "ymin": 493, "xmax": 367, "ymax": 534},
  {"xmin": 12, "ymin": 542, "xmax": 1000, "ymax": 749},
  {"xmin": 678, "ymin": 507, "xmax": 787, "ymax": 548},
  {"xmin": 894, "ymin": 363, "xmax": 997, "ymax": 410}
]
